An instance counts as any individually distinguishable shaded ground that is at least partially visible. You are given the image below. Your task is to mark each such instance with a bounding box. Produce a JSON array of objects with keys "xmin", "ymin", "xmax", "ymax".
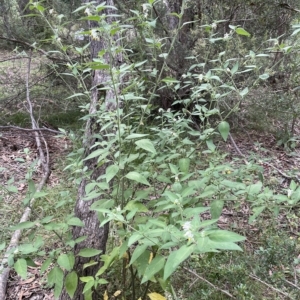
[
  {"xmin": 1, "ymin": 124, "xmax": 299, "ymax": 299},
  {"xmin": 0, "ymin": 128, "xmax": 71, "ymax": 300}
]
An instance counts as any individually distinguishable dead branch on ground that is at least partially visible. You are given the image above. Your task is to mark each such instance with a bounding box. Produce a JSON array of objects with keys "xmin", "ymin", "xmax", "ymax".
[{"xmin": 0, "ymin": 52, "xmax": 51, "ymax": 299}]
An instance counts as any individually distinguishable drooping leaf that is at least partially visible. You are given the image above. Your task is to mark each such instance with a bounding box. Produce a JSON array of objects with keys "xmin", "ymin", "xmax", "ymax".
[
  {"xmin": 106, "ymin": 164, "xmax": 119, "ymax": 183},
  {"xmin": 10, "ymin": 221, "xmax": 35, "ymax": 230},
  {"xmin": 135, "ymin": 139, "xmax": 156, "ymax": 154},
  {"xmin": 130, "ymin": 244, "xmax": 148, "ymax": 265},
  {"xmin": 65, "ymin": 271, "xmax": 78, "ymax": 298},
  {"xmin": 210, "ymin": 200, "xmax": 224, "ymax": 219},
  {"xmin": 164, "ymin": 245, "xmax": 195, "ymax": 280},
  {"xmin": 67, "ymin": 217, "xmax": 84, "ymax": 227},
  {"xmin": 178, "ymin": 158, "xmax": 190, "ymax": 174},
  {"xmin": 206, "ymin": 139, "xmax": 216, "ymax": 151},
  {"xmin": 208, "ymin": 230, "xmax": 245, "ymax": 243},
  {"xmin": 141, "ymin": 255, "xmax": 165, "ymax": 283},
  {"xmin": 14, "ymin": 258, "xmax": 27, "ymax": 279},
  {"xmin": 125, "ymin": 171, "xmax": 150, "ymax": 186},
  {"xmin": 125, "ymin": 200, "xmax": 148, "ymax": 212},
  {"xmin": 125, "ymin": 134, "xmax": 149, "ymax": 139},
  {"xmin": 218, "ymin": 121, "xmax": 230, "ymax": 141},
  {"xmin": 57, "ymin": 253, "xmax": 75, "ymax": 271},
  {"xmin": 249, "ymin": 206, "xmax": 266, "ymax": 223},
  {"xmin": 235, "ymin": 27, "xmax": 251, "ymax": 37},
  {"xmin": 78, "ymin": 248, "xmax": 102, "ymax": 258}
]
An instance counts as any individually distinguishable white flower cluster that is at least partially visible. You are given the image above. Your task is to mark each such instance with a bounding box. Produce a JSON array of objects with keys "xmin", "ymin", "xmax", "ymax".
[{"xmin": 182, "ymin": 221, "xmax": 194, "ymax": 241}]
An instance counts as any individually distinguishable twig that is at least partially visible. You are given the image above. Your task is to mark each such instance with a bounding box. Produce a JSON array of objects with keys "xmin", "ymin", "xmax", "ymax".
[
  {"xmin": 0, "ymin": 35, "xmax": 65, "ymax": 62},
  {"xmin": 0, "ymin": 125, "xmax": 62, "ymax": 134},
  {"xmin": 183, "ymin": 267, "xmax": 235, "ymax": 299},
  {"xmin": 0, "ymin": 53, "xmax": 51, "ymax": 299},
  {"xmin": 0, "ymin": 56, "xmax": 30, "ymax": 63},
  {"xmin": 249, "ymin": 274, "xmax": 292, "ymax": 298},
  {"xmin": 262, "ymin": 161, "xmax": 300, "ymax": 183},
  {"xmin": 283, "ymin": 278, "xmax": 300, "ymax": 291}
]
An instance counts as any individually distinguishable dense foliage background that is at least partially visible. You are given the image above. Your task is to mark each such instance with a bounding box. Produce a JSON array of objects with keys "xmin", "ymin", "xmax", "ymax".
[{"xmin": 0, "ymin": 1, "xmax": 300, "ymax": 299}]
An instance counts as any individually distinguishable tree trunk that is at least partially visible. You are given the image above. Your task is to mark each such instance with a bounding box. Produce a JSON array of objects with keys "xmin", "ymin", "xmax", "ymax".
[{"xmin": 59, "ymin": 1, "xmax": 120, "ymax": 299}]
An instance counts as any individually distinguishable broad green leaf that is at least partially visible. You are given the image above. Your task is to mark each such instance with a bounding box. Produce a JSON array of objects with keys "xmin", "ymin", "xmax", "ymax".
[
  {"xmin": 210, "ymin": 200, "xmax": 224, "ymax": 219},
  {"xmin": 130, "ymin": 244, "xmax": 148, "ymax": 265},
  {"xmin": 208, "ymin": 240, "xmax": 243, "ymax": 251},
  {"xmin": 41, "ymin": 258, "xmax": 52, "ymax": 273},
  {"xmin": 161, "ymin": 77, "xmax": 180, "ymax": 83},
  {"xmin": 208, "ymin": 230, "xmax": 245, "ymax": 243},
  {"xmin": 9, "ymin": 221, "xmax": 35, "ymax": 230},
  {"xmin": 65, "ymin": 271, "xmax": 78, "ymax": 298},
  {"xmin": 6, "ymin": 185, "xmax": 18, "ymax": 193},
  {"xmin": 33, "ymin": 191, "xmax": 48, "ymax": 198},
  {"xmin": 239, "ymin": 87, "xmax": 249, "ymax": 97},
  {"xmin": 48, "ymin": 266, "xmax": 64, "ymax": 298},
  {"xmin": 231, "ymin": 62, "xmax": 239, "ymax": 75},
  {"xmin": 169, "ymin": 163, "xmax": 179, "ymax": 175},
  {"xmin": 218, "ymin": 121, "xmax": 230, "ymax": 141},
  {"xmin": 82, "ymin": 278, "xmax": 95, "ymax": 295},
  {"xmin": 164, "ymin": 245, "xmax": 195, "ymax": 280},
  {"xmin": 221, "ymin": 180, "xmax": 245, "ymax": 189},
  {"xmin": 199, "ymin": 185, "xmax": 218, "ymax": 198},
  {"xmin": 125, "ymin": 133, "xmax": 149, "ymax": 139},
  {"xmin": 57, "ymin": 253, "xmax": 75, "ymax": 271},
  {"xmin": 78, "ymin": 248, "xmax": 102, "ymax": 258},
  {"xmin": 67, "ymin": 217, "xmax": 84, "ymax": 227},
  {"xmin": 246, "ymin": 182, "xmax": 262, "ymax": 194},
  {"xmin": 249, "ymin": 206, "xmax": 265, "ymax": 223},
  {"xmin": 83, "ymin": 260, "xmax": 98, "ymax": 270},
  {"xmin": 235, "ymin": 27, "xmax": 251, "ymax": 37},
  {"xmin": 259, "ymin": 74, "xmax": 269, "ymax": 80},
  {"xmin": 96, "ymin": 247, "xmax": 119, "ymax": 277},
  {"xmin": 141, "ymin": 255, "xmax": 165, "ymax": 283},
  {"xmin": 124, "ymin": 200, "xmax": 148, "ymax": 212},
  {"xmin": 206, "ymin": 139, "xmax": 216, "ymax": 151},
  {"xmin": 16, "ymin": 244, "xmax": 38, "ymax": 254},
  {"xmin": 183, "ymin": 207, "xmax": 209, "ymax": 218},
  {"xmin": 0, "ymin": 242, "xmax": 5, "ymax": 251},
  {"xmin": 106, "ymin": 165, "xmax": 119, "ymax": 183},
  {"xmin": 125, "ymin": 171, "xmax": 150, "ymax": 186},
  {"xmin": 128, "ymin": 232, "xmax": 143, "ymax": 247},
  {"xmin": 156, "ymin": 175, "xmax": 172, "ymax": 184},
  {"xmin": 178, "ymin": 158, "xmax": 190, "ymax": 174},
  {"xmin": 135, "ymin": 139, "xmax": 156, "ymax": 154},
  {"xmin": 80, "ymin": 276, "xmax": 94, "ymax": 283},
  {"xmin": 14, "ymin": 258, "xmax": 27, "ymax": 279}
]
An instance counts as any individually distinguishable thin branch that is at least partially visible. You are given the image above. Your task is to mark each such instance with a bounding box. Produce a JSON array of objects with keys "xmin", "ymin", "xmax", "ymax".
[
  {"xmin": 0, "ymin": 35, "xmax": 65, "ymax": 62},
  {"xmin": 262, "ymin": 161, "xmax": 300, "ymax": 183},
  {"xmin": 0, "ymin": 125, "xmax": 62, "ymax": 134},
  {"xmin": 249, "ymin": 274, "xmax": 292, "ymax": 298},
  {"xmin": 0, "ymin": 56, "xmax": 30, "ymax": 63},
  {"xmin": 0, "ymin": 54, "xmax": 51, "ymax": 299},
  {"xmin": 283, "ymin": 278, "xmax": 300, "ymax": 291},
  {"xmin": 183, "ymin": 267, "xmax": 235, "ymax": 299}
]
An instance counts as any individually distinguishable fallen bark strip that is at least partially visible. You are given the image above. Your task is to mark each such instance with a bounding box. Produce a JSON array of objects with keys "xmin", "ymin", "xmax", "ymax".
[{"xmin": 0, "ymin": 52, "xmax": 51, "ymax": 299}]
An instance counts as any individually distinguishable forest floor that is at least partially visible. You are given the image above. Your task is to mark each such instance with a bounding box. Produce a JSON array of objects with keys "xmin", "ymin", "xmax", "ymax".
[{"xmin": 1, "ymin": 125, "xmax": 300, "ymax": 299}]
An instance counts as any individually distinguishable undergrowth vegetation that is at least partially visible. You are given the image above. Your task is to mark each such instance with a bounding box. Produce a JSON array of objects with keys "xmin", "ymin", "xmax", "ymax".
[{"xmin": 0, "ymin": 1, "xmax": 300, "ymax": 300}]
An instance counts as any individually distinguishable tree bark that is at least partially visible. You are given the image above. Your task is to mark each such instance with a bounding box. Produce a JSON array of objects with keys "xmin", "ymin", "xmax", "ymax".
[{"xmin": 59, "ymin": 1, "xmax": 120, "ymax": 299}]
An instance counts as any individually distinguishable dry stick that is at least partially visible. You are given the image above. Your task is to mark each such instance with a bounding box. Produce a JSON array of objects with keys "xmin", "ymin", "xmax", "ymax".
[
  {"xmin": 0, "ymin": 125, "xmax": 61, "ymax": 134},
  {"xmin": 0, "ymin": 53, "xmax": 51, "ymax": 299},
  {"xmin": 183, "ymin": 267, "xmax": 235, "ymax": 299},
  {"xmin": 262, "ymin": 161, "xmax": 300, "ymax": 183},
  {"xmin": 283, "ymin": 279, "xmax": 300, "ymax": 291},
  {"xmin": 249, "ymin": 274, "xmax": 291, "ymax": 298}
]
